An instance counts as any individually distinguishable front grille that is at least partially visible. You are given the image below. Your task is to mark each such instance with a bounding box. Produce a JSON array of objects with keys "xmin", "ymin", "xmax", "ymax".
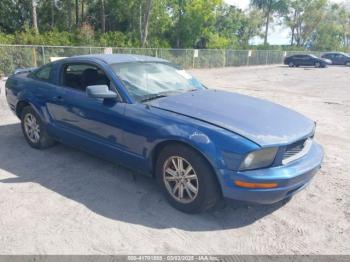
[
  {"xmin": 283, "ymin": 138, "xmax": 312, "ymax": 164},
  {"xmin": 284, "ymin": 139, "xmax": 306, "ymax": 159}
]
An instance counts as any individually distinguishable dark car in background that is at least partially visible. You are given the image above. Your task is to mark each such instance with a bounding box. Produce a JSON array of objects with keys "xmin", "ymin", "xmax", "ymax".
[
  {"xmin": 284, "ymin": 54, "xmax": 332, "ymax": 68},
  {"xmin": 321, "ymin": 52, "xmax": 350, "ymax": 66}
]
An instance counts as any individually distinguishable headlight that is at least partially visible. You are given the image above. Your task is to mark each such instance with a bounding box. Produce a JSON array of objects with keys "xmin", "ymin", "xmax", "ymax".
[{"xmin": 240, "ymin": 148, "xmax": 278, "ymax": 170}]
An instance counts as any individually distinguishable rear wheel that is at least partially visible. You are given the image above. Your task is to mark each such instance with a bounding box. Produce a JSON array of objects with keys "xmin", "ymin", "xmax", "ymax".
[
  {"xmin": 288, "ymin": 61, "xmax": 294, "ymax": 67},
  {"xmin": 155, "ymin": 144, "xmax": 221, "ymax": 213},
  {"xmin": 345, "ymin": 61, "xmax": 350, "ymax": 67},
  {"xmin": 21, "ymin": 106, "xmax": 55, "ymax": 149}
]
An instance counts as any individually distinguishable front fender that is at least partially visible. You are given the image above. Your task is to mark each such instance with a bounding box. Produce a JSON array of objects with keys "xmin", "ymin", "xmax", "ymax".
[
  {"xmin": 148, "ymin": 125, "xmax": 219, "ymax": 169},
  {"xmin": 147, "ymin": 117, "xmax": 260, "ymax": 188}
]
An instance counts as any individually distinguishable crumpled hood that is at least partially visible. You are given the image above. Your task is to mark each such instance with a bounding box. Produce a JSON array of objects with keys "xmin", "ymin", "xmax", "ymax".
[{"xmin": 149, "ymin": 90, "xmax": 315, "ymax": 147}]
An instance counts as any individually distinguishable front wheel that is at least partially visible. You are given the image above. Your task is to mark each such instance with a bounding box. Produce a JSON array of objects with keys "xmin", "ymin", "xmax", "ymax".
[
  {"xmin": 345, "ymin": 61, "xmax": 350, "ymax": 67},
  {"xmin": 155, "ymin": 144, "xmax": 221, "ymax": 213},
  {"xmin": 21, "ymin": 106, "xmax": 55, "ymax": 149},
  {"xmin": 315, "ymin": 62, "xmax": 321, "ymax": 68}
]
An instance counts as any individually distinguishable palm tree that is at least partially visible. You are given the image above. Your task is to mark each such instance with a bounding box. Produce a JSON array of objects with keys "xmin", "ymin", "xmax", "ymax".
[{"xmin": 251, "ymin": 0, "xmax": 288, "ymax": 45}]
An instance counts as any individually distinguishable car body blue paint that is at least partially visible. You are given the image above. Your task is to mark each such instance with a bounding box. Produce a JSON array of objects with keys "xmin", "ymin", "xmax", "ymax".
[
  {"xmin": 149, "ymin": 89, "xmax": 315, "ymax": 147},
  {"xmin": 5, "ymin": 54, "xmax": 324, "ymax": 204},
  {"xmin": 219, "ymin": 142, "xmax": 323, "ymax": 203}
]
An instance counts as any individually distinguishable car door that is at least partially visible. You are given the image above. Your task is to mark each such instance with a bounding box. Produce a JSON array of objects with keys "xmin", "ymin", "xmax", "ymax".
[
  {"xmin": 54, "ymin": 61, "xmax": 132, "ymax": 164},
  {"xmin": 27, "ymin": 63, "xmax": 66, "ymax": 128},
  {"xmin": 304, "ymin": 55, "xmax": 314, "ymax": 66},
  {"xmin": 327, "ymin": 54, "xmax": 336, "ymax": 64},
  {"xmin": 295, "ymin": 55, "xmax": 309, "ymax": 66},
  {"xmin": 292, "ymin": 55, "xmax": 302, "ymax": 65},
  {"xmin": 334, "ymin": 54, "xmax": 344, "ymax": 65}
]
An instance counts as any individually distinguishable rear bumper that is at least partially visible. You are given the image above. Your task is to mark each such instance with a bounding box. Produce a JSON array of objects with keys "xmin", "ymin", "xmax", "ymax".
[
  {"xmin": 5, "ymin": 86, "xmax": 17, "ymax": 115},
  {"xmin": 219, "ymin": 142, "xmax": 324, "ymax": 204}
]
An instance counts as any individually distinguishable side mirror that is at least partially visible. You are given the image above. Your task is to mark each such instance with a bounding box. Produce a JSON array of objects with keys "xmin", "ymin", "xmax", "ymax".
[{"xmin": 86, "ymin": 85, "xmax": 118, "ymax": 99}]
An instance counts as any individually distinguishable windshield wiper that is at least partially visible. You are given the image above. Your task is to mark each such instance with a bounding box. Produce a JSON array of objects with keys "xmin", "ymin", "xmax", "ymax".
[{"xmin": 140, "ymin": 94, "xmax": 168, "ymax": 102}]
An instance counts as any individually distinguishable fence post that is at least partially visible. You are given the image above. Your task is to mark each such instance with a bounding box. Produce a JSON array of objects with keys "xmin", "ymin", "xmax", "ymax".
[
  {"xmin": 42, "ymin": 46, "xmax": 46, "ymax": 64},
  {"xmin": 31, "ymin": 47, "xmax": 37, "ymax": 67},
  {"xmin": 223, "ymin": 49, "xmax": 226, "ymax": 67},
  {"xmin": 282, "ymin": 51, "xmax": 286, "ymax": 64},
  {"xmin": 192, "ymin": 49, "xmax": 195, "ymax": 68},
  {"xmin": 247, "ymin": 50, "xmax": 250, "ymax": 66}
]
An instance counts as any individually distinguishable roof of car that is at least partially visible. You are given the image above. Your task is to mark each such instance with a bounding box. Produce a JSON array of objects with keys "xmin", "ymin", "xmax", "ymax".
[
  {"xmin": 69, "ymin": 54, "xmax": 168, "ymax": 64},
  {"xmin": 323, "ymin": 52, "xmax": 346, "ymax": 55}
]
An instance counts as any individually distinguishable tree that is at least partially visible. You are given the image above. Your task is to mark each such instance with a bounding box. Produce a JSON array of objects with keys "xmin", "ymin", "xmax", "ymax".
[
  {"xmin": 32, "ymin": 0, "xmax": 39, "ymax": 34},
  {"xmin": 311, "ymin": 3, "xmax": 350, "ymax": 50},
  {"xmin": 81, "ymin": 0, "xmax": 85, "ymax": 23},
  {"xmin": 250, "ymin": 0, "xmax": 288, "ymax": 45},
  {"xmin": 51, "ymin": 0, "xmax": 55, "ymax": 28},
  {"xmin": 0, "ymin": 0, "xmax": 31, "ymax": 33},
  {"xmin": 139, "ymin": 0, "xmax": 153, "ymax": 47},
  {"xmin": 67, "ymin": 0, "xmax": 73, "ymax": 30},
  {"xmin": 101, "ymin": 0, "xmax": 106, "ymax": 33},
  {"xmin": 214, "ymin": 5, "xmax": 264, "ymax": 48},
  {"xmin": 174, "ymin": 0, "xmax": 185, "ymax": 48},
  {"xmin": 283, "ymin": 0, "xmax": 327, "ymax": 47},
  {"xmin": 75, "ymin": 0, "xmax": 79, "ymax": 26},
  {"xmin": 0, "ymin": 0, "xmax": 268, "ymax": 48},
  {"xmin": 336, "ymin": 4, "xmax": 350, "ymax": 47},
  {"xmin": 238, "ymin": 9, "xmax": 265, "ymax": 47}
]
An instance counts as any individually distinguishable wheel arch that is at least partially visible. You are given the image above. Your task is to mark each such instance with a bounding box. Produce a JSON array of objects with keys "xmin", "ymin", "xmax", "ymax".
[
  {"xmin": 15, "ymin": 100, "xmax": 46, "ymax": 124},
  {"xmin": 150, "ymin": 139, "xmax": 223, "ymax": 196},
  {"xmin": 15, "ymin": 100, "xmax": 31, "ymax": 118}
]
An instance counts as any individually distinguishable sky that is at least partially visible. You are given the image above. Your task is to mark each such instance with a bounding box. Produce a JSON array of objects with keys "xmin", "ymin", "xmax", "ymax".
[{"xmin": 223, "ymin": 0, "xmax": 346, "ymax": 45}]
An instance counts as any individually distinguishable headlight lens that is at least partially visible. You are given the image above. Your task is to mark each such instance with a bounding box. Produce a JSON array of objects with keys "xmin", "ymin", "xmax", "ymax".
[{"xmin": 240, "ymin": 147, "xmax": 278, "ymax": 170}]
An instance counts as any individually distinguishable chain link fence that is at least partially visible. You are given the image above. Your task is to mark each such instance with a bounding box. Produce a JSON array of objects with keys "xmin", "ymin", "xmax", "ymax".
[{"xmin": 0, "ymin": 44, "xmax": 323, "ymax": 76}]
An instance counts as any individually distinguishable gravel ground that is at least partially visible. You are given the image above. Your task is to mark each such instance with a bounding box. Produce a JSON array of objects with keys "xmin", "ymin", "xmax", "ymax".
[{"xmin": 0, "ymin": 65, "xmax": 349, "ymax": 255}]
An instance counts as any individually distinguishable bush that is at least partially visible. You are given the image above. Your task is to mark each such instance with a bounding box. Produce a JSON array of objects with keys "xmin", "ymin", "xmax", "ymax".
[
  {"xmin": 0, "ymin": 32, "xmax": 14, "ymax": 44},
  {"xmin": 98, "ymin": 31, "xmax": 128, "ymax": 47}
]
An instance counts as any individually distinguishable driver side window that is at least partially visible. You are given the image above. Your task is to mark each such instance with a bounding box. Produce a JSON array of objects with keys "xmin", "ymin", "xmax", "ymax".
[{"xmin": 62, "ymin": 63, "xmax": 110, "ymax": 92}]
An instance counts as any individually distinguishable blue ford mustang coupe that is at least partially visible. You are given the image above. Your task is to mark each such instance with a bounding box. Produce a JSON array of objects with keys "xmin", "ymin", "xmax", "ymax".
[{"xmin": 5, "ymin": 54, "xmax": 324, "ymax": 213}]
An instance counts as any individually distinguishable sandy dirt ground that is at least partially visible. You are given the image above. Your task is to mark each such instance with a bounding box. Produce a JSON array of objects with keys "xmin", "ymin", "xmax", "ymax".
[{"xmin": 0, "ymin": 65, "xmax": 349, "ymax": 255}]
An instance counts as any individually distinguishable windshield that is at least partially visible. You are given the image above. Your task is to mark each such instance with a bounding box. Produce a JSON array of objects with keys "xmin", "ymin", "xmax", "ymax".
[
  {"xmin": 309, "ymin": 54, "xmax": 318, "ymax": 58},
  {"xmin": 111, "ymin": 62, "xmax": 205, "ymax": 101}
]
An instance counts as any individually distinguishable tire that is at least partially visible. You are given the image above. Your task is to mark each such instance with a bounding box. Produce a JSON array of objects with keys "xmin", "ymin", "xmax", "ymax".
[
  {"xmin": 21, "ymin": 106, "xmax": 55, "ymax": 149},
  {"xmin": 155, "ymin": 144, "xmax": 221, "ymax": 213},
  {"xmin": 345, "ymin": 62, "xmax": 350, "ymax": 67},
  {"xmin": 288, "ymin": 61, "xmax": 294, "ymax": 67},
  {"xmin": 315, "ymin": 62, "xmax": 321, "ymax": 68}
]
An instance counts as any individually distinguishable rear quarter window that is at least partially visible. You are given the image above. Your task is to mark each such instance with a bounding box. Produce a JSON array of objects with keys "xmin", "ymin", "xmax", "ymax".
[{"xmin": 30, "ymin": 65, "xmax": 52, "ymax": 82}]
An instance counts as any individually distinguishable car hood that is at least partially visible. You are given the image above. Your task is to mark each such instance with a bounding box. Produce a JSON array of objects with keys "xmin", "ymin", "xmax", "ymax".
[{"xmin": 149, "ymin": 90, "xmax": 315, "ymax": 147}]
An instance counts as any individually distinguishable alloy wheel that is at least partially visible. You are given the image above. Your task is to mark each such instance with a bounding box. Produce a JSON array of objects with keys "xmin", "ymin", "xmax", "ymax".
[
  {"xmin": 24, "ymin": 113, "xmax": 40, "ymax": 143},
  {"xmin": 163, "ymin": 156, "xmax": 199, "ymax": 204}
]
